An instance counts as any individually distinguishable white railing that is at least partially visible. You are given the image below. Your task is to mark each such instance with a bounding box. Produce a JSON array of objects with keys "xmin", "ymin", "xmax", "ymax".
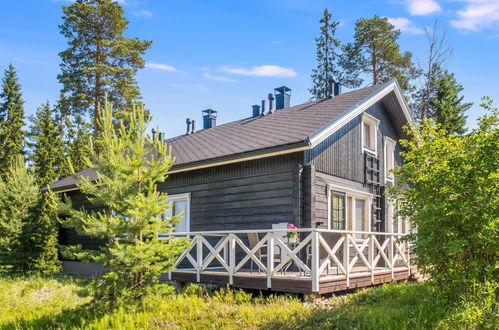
[{"xmin": 166, "ymin": 228, "xmax": 411, "ymax": 293}]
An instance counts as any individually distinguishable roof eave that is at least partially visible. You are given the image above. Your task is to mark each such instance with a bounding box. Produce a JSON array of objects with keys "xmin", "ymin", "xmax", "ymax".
[{"xmin": 308, "ymin": 81, "xmax": 412, "ymax": 148}]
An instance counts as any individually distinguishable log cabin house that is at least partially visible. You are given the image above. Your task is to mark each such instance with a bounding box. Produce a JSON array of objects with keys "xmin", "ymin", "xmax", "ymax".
[{"xmin": 51, "ymin": 80, "xmax": 414, "ymax": 296}]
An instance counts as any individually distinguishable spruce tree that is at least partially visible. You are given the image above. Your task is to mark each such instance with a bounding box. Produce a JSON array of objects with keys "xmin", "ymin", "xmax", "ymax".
[
  {"xmin": 429, "ymin": 72, "xmax": 471, "ymax": 135},
  {"xmin": 0, "ymin": 64, "xmax": 25, "ymax": 175},
  {"xmin": 22, "ymin": 190, "xmax": 61, "ymax": 274},
  {"xmin": 28, "ymin": 102, "xmax": 65, "ymax": 186},
  {"xmin": 65, "ymin": 115, "xmax": 92, "ymax": 175},
  {"xmin": 58, "ymin": 0, "xmax": 152, "ymax": 135},
  {"xmin": 309, "ymin": 9, "xmax": 347, "ymax": 100},
  {"xmin": 63, "ymin": 101, "xmax": 189, "ymax": 308},
  {"xmin": 0, "ymin": 156, "xmax": 39, "ymax": 272},
  {"xmin": 340, "ymin": 15, "xmax": 419, "ymax": 92}
]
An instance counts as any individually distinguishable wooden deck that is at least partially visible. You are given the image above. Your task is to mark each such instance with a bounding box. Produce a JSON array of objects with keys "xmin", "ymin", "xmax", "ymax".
[
  {"xmin": 166, "ymin": 228, "xmax": 413, "ymax": 295},
  {"xmin": 171, "ymin": 266, "xmax": 413, "ymax": 295}
]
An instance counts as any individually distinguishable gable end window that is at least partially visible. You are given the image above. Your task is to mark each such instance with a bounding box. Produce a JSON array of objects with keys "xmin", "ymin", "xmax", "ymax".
[
  {"xmin": 362, "ymin": 114, "xmax": 379, "ymax": 154},
  {"xmin": 385, "ymin": 137, "xmax": 396, "ymax": 183}
]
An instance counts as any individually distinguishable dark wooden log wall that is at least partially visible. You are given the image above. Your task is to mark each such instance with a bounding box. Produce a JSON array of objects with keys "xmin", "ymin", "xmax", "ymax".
[{"xmin": 158, "ymin": 152, "xmax": 305, "ymax": 231}]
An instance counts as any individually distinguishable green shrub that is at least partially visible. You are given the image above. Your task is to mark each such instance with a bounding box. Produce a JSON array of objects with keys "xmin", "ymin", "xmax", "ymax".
[{"xmin": 389, "ymin": 98, "xmax": 499, "ymax": 301}]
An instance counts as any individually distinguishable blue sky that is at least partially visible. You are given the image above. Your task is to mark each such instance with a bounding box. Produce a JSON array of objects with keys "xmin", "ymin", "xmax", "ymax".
[{"xmin": 0, "ymin": 0, "xmax": 498, "ymax": 138}]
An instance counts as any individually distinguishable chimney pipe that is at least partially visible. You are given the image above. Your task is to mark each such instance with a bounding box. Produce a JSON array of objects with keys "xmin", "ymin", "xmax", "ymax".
[
  {"xmin": 191, "ymin": 119, "xmax": 196, "ymax": 133},
  {"xmin": 186, "ymin": 118, "xmax": 192, "ymax": 134},
  {"xmin": 274, "ymin": 86, "xmax": 291, "ymax": 110},
  {"xmin": 327, "ymin": 77, "xmax": 334, "ymax": 99},
  {"xmin": 151, "ymin": 127, "xmax": 157, "ymax": 140},
  {"xmin": 261, "ymin": 100, "xmax": 266, "ymax": 116},
  {"xmin": 252, "ymin": 105, "xmax": 261, "ymax": 118},
  {"xmin": 268, "ymin": 93, "xmax": 275, "ymax": 113},
  {"xmin": 202, "ymin": 109, "xmax": 217, "ymax": 129}
]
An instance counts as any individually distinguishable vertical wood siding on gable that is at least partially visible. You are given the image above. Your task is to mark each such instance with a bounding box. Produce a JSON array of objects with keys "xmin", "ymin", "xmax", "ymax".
[
  {"xmin": 306, "ymin": 102, "xmax": 404, "ymax": 228},
  {"xmin": 305, "ymin": 117, "xmax": 363, "ymax": 183},
  {"xmin": 158, "ymin": 152, "xmax": 304, "ymax": 231},
  {"xmin": 366, "ymin": 102, "xmax": 403, "ymax": 185}
]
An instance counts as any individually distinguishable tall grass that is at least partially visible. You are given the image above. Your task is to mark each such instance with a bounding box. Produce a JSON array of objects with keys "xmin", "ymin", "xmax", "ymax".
[{"xmin": 0, "ymin": 275, "xmax": 495, "ymax": 329}]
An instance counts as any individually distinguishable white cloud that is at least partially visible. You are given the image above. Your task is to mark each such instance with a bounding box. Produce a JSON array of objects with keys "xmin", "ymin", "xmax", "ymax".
[
  {"xmin": 145, "ymin": 62, "xmax": 179, "ymax": 72},
  {"xmin": 450, "ymin": 0, "xmax": 499, "ymax": 32},
  {"xmin": 133, "ymin": 10, "xmax": 152, "ymax": 17},
  {"xmin": 203, "ymin": 72, "xmax": 235, "ymax": 82},
  {"xmin": 220, "ymin": 65, "xmax": 297, "ymax": 78},
  {"xmin": 406, "ymin": 0, "xmax": 442, "ymax": 16},
  {"xmin": 388, "ymin": 17, "xmax": 425, "ymax": 34}
]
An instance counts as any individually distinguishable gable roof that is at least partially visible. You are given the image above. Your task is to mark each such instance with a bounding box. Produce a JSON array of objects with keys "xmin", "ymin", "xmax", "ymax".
[{"xmin": 50, "ymin": 80, "xmax": 411, "ymax": 192}]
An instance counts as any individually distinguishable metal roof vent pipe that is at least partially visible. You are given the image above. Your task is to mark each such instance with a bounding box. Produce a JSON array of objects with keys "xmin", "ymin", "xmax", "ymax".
[
  {"xmin": 261, "ymin": 100, "xmax": 266, "ymax": 116},
  {"xmin": 327, "ymin": 76, "xmax": 342, "ymax": 98},
  {"xmin": 202, "ymin": 109, "xmax": 217, "ymax": 129},
  {"xmin": 186, "ymin": 118, "xmax": 192, "ymax": 134},
  {"xmin": 268, "ymin": 93, "xmax": 275, "ymax": 113},
  {"xmin": 252, "ymin": 105, "xmax": 261, "ymax": 118},
  {"xmin": 151, "ymin": 127, "xmax": 157, "ymax": 140},
  {"xmin": 191, "ymin": 119, "xmax": 196, "ymax": 133},
  {"xmin": 274, "ymin": 86, "xmax": 291, "ymax": 109}
]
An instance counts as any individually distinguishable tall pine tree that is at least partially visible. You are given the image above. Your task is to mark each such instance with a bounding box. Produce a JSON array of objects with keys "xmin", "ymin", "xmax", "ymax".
[
  {"xmin": 63, "ymin": 101, "xmax": 189, "ymax": 308},
  {"xmin": 28, "ymin": 102, "xmax": 65, "ymax": 186},
  {"xmin": 58, "ymin": 0, "xmax": 152, "ymax": 136},
  {"xmin": 0, "ymin": 64, "xmax": 25, "ymax": 176},
  {"xmin": 429, "ymin": 72, "xmax": 471, "ymax": 135},
  {"xmin": 340, "ymin": 15, "xmax": 419, "ymax": 92},
  {"xmin": 309, "ymin": 9, "xmax": 347, "ymax": 100}
]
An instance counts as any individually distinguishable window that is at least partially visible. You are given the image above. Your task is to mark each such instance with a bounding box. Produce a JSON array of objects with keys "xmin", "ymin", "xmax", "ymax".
[
  {"xmin": 362, "ymin": 114, "xmax": 379, "ymax": 154},
  {"xmin": 160, "ymin": 193, "xmax": 190, "ymax": 233},
  {"xmin": 328, "ymin": 185, "xmax": 373, "ymax": 238},
  {"xmin": 330, "ymin": 191, "xmax": 346, "ymax": 230},
  {"xmin": 387, "ymin": 201, "xmax": 409, "ymax": 234},
  {"xmin": 385, "ymin": 137, "xmax": 396, "ymax": 182}
]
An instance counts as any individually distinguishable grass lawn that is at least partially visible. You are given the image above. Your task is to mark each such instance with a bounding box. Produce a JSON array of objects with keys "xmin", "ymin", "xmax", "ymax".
[{"xmin": 0, "ymin": 275, "xmax": 494, "ymax": 329}]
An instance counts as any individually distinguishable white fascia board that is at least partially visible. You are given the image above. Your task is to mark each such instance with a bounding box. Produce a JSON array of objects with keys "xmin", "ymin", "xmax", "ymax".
[{"xmin": 309, "ymin": 81, "xmax": 411, "ymax": 148}]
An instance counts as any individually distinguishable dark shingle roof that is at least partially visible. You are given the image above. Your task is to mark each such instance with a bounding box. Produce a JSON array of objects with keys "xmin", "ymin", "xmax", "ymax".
[
  {"xmin": 168, "ymin": 83, "xmax": 386, "ymax": 165},
  {"xmin": 50, "ymin": 83, "xmax": 391, "ymax": 191}
]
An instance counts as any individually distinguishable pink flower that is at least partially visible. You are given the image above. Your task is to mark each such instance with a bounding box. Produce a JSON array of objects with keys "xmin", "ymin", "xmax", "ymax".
[{"xmin": 287, "ymin": 224, "xmax": 297, "ymax": 229}]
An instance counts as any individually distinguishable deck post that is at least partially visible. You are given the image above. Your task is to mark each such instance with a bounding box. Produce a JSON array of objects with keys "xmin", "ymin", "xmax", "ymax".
[
  {"xmin": 229, "ymin": 234, "xmax": 236, "ymax": 285},
  {"xmin": 196, "ymin": 235, "xmax": 202, "ymax": 282},
  {"xmin": 369, "ymin": 234, "xmax": 374, "ymax": 284},
  {"xmin": 390, "ymin": 235, "xmax": 394, "ymax": 280},
  {"xmin": 267, "ymin": 235, "xmax": 274, "ymax": 289},
  {"xmin": 407, "ymin": 240, "xmax": 411, "ymax": 277},
  {"xmin": 311, "ymin": 230, "xmax": 320, "ymax": 293},
  {"xmin": 344, "ymin": 233, "xmax": 350, "ymax": 288}
]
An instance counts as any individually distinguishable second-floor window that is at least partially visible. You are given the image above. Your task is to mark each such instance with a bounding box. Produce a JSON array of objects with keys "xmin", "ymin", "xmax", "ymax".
[
  {"xmin": 385, "ymin": 137, "xmax": 396, "ymax": 182},
  {"xmin": 362, "ymin": 114, "xmax": 379, "ymax": 154}
]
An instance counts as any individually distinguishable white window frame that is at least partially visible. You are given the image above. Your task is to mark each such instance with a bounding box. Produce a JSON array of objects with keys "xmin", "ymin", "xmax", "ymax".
[
  {"xmin": 164, "ymin": 193, "xmax": 191, "ymax": 233},
  {"xmin": 384, "ymin": 137, "xmax": 396, "ymax": 183},
  {"xmin": 327, "ymin": 184, "xmax": 373, "ymax": 239},
  {"xmin": 361, "ymin": 113, "xmax": 380, "ymax": 154},
  {"xmin": 387, "ymin": 200, "xmax": 410, "ymax": 235}
]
